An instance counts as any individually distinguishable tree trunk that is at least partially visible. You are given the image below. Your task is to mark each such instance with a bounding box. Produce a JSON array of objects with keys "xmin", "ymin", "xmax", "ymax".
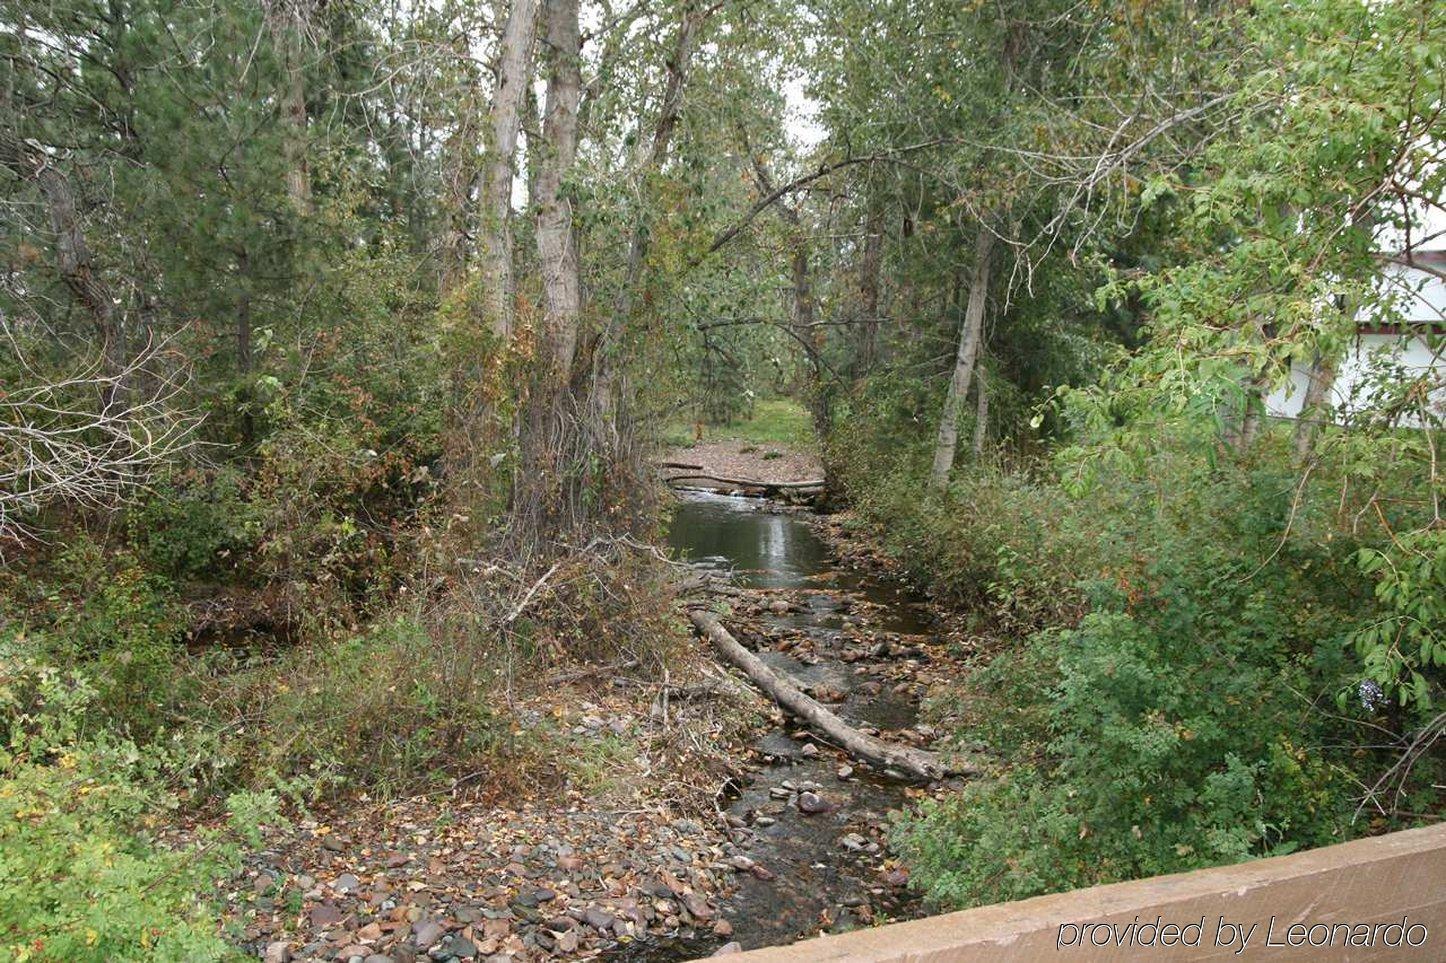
[
  {"xmin": 689, "ymin": 607, "xmax": 966, "ymax": 780},
  {"xmin": 477, "ymin": 0, "xmax": 540, "ymax": 340},
  {"xmin": 283, "ymin": 30, "xmax": 310, "ymax": 212},
  {"xmin": 269, "ymin": 0, "xmax": 312, "ymax": 214},
  {"xmin": 852, "ymin": 209, "xmax": 884, "ymax": 377},
  {"xmin": 1292, "ymin": 347, "xmax": 1341, "ymax": 461},
  {"xmin": 929, "ymin": 221, "xmax": 995, "ymax": 491},
  {"xmin": 535, "ymin": 0, "xmax": 582, "ymax": 375},
  {"xmin": 972, "ymin": 364, "xmax": 989, "ymax": 457},
  {"xmin": 438, "ymin": 35, "xmax": 480, "ymax": 294},
  {"xmin": 0, "ymin": 130, "xmax": 127, "ymax": 407},
  {"xmin": 592, "ymin": 0, "xmax": 703, "ymax": 422}
]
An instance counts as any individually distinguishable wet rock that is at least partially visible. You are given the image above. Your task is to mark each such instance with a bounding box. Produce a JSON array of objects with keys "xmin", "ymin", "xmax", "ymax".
[
  {"xmin": 768, "ymin": 600, "xmax": 791, "ymax": 615},
  {"xmin": 797, "ymin": 791, "xmax": 829, "ymax": 815}
]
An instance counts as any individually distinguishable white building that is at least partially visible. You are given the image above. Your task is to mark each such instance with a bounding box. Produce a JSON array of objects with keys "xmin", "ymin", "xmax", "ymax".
[{"xmin": 1265, "ymin": 246, "xmax": 1445, "ymax": 428}]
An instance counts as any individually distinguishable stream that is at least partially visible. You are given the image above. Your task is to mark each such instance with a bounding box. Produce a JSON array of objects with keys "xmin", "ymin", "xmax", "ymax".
[{"xmin": 644, "ymin": 491, "xmax": 942, "ymax": 957}]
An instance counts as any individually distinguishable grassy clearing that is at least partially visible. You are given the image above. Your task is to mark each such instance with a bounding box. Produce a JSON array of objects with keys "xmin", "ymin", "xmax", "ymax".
[{"xmin": 663, "ymin": 398, "xmax": 816, "ymax": 449}]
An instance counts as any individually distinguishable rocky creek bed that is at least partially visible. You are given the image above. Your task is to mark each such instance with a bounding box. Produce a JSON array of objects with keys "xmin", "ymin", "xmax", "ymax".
[{"xmin": 229, "ymin": 491, "xmax": 973, "ymax": 962}]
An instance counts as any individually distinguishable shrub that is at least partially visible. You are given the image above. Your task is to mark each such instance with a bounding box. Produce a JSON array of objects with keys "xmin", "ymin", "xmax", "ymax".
[
  {"xmin": 0, "ymin": 658, "xmax": 270, "ymax": 962},
  {"xmin": 234, "ymin": 616, "xmax": 512, "ymax": 799},
  {"xmin": 835, "ymin": 416, "xmax": 1430, "ymax": 910},
  {"xmin": 11, "ymin": 538, "xmax": 191, "ymax": 738}
]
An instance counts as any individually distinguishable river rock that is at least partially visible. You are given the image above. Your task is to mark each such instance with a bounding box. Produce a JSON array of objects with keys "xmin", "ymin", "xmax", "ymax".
[
  {"xmin": 713, "ymin": 942, "xmax": 743, "ymax": 956},
  {"xmin": 797, "ymin": 791, "xmax": 828, "ymax": 815},
  {"xmin": 333, "ymin": 873, "xmax": 361, "ymax": 894},
  {"xmin": 768, "ymin": 599, "xmax": 791, "ymax": 615},
  {"xmin": 264, "ymin": 942, "xmax": 292, "ymax": 963}
]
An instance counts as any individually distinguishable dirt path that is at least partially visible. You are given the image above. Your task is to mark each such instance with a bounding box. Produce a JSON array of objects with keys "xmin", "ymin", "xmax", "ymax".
[{"xmin": 661, "ymin": 441, "xmax": 822, "ymax": 487}]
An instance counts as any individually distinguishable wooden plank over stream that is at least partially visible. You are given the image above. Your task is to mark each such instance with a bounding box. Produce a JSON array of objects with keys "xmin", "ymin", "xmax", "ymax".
[{"xmin": 705, "ymin": 822, "xmax": 1446, "ymax": 961}]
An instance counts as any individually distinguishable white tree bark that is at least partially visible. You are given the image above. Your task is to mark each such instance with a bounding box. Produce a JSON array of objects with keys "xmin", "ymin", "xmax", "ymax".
[
  {"xmin": 477, "ymin": 0, "xmax": 540, "ymax": 339},
  {"xmin": 535, "ymin": 0, "xmax": 583, "ymax": 374},
  {"xmin": 929, "ymin": 221, "xmax": 995, "ymax": 491}
]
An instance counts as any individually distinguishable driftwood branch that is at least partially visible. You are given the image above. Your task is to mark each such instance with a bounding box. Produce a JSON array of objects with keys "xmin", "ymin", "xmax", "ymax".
[{"xmin": 688, "ymin": 607, "xmax": 969, "ymax": 781}]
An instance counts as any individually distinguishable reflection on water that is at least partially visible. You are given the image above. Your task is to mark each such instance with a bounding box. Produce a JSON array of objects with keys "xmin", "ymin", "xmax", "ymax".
[{"xmin": 666, "ymin": 492, "xmax": 830, "ymax": 588}]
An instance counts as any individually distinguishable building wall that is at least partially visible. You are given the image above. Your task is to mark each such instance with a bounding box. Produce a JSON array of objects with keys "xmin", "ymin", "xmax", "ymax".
[{"xmin": 1264, "ymin": 261, "xmax": 1445, "ymax": 426}]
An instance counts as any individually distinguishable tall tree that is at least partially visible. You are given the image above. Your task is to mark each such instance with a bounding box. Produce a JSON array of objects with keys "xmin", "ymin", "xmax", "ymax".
[{"xmin": 477, "ymin": 0, "xmax": 540, "ymax": 339}]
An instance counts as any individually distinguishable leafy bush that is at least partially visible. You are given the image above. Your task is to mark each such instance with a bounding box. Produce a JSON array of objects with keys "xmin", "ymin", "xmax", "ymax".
[
  {"xmin": 128, "ymin": 468, "xmax": 261, "ymax": 582},
  {"xmin": 0, "ymin": 657, "xmax": 270, "ymax": 962},
  {"xmin": 830, "ymin": 404, "xmax": 1442, "ymax": 909},
  {"xmin": 889, "ymin": 448, "xmax": 1380, "ymax": 906},
  {"xmin": 233, "ymin": 616, "xmax": 511, "ymax": 799},
  {"xmin": 11, "ymin": 539, "xmax": 191, "ymax": 738}
]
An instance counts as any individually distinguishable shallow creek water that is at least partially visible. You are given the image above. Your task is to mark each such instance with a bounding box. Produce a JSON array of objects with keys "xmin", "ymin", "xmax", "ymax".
[{"xmin": 642, "ymin": 491, "xmax": 937, "ymax": 956}]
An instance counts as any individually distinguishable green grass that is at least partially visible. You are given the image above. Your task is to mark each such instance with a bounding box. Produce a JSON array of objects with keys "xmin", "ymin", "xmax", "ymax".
[{"xmin": 662, "ymin": 398, "xmax": 816, "ymax": 449}]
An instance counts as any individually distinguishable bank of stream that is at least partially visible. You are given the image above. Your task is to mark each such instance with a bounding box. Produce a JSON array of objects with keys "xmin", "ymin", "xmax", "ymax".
[{"xmin": 638, "ymin": 490, "xmax": 963, "ymax": 957}]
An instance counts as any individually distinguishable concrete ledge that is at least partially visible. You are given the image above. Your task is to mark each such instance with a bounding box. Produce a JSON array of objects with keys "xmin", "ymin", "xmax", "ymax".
[{"xmin": 706, "ymin": 823, "xmax": 1446, "ymax": 961}]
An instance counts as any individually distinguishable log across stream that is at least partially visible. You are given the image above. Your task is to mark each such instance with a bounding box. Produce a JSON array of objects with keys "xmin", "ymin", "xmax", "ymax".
[{"xmin": 618, "ymin": 491, "xmax": 972, "ymax": 958}]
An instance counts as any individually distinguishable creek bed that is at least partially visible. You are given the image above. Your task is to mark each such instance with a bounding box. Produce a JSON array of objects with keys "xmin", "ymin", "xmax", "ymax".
[{"xmin": 622, "ymin": 491, "xmax": 941, "ymax": 956}]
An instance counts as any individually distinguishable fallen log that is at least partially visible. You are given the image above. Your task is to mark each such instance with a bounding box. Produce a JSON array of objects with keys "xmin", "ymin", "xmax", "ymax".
[
  {"xmin": 688, "ymin": 607, "xmax": 970, "ymax": 781},
  {"xmin": 659, "ymin": 460, "xmax": 705, "ymax": 471},
  {"xmin": 666, "ymin": 473, "xmax": 826, "ymax": 490}
]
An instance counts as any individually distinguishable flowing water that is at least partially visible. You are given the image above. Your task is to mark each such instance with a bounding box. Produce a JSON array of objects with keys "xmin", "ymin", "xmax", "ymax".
[{"xmin": 647, "ymin": 491, "xmax": 937, "ymax": 956}]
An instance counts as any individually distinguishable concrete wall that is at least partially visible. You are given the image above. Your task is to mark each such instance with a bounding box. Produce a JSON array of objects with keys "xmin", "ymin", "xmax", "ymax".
[{"xmin": 709, "ymin": 823, "xmax": 1446, "ymax": 962}]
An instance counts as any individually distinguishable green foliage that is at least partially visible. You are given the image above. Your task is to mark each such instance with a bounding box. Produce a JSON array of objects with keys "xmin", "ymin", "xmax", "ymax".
[
  {"xmin": 129, "ymin": 470, "xmax": 261, "ymax": 581},
  {"xmin": 15, "ymin": 539, "xmax": 189, "ymax": 737},
  {"xmin": 671, "ymin": 397, "xmax": 817, "ymax": 448},
  {"xmin": 0, "ymin": 658, "xmax": 271, "ymax": 962},
  {"xmin": 236, "ymin": 617, "xmax": 509, "ymax": 799},
  {"xmin": 1350, "ymin": 529, "xmax": 1446, "ymax": 710},
  {"xmin": 886, "ymin": 439, "xmax": 1385, "ymax": 907}
]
